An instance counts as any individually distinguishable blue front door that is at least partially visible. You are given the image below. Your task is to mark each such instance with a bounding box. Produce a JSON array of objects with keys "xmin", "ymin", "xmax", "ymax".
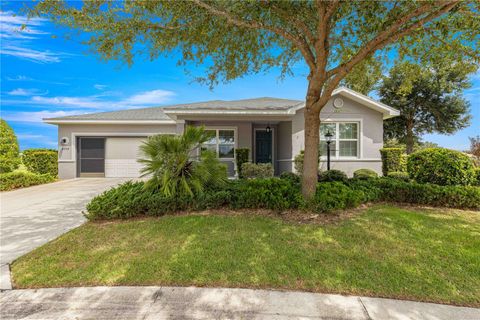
[{"xmin": 255, "ymin": 130, "xmax": 272, "ymax": 163}]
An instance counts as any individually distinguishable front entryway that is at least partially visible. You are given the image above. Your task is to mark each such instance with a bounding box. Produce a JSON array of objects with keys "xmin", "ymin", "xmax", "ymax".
[{"xmin": 255, "ymin": 130, "xmax": 273, "ymax": 163}]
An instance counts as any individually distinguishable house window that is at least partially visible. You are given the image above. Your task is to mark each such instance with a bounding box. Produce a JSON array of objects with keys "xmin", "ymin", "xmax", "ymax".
[
  {"xmin": 201, "ymin": 129, "xmax": 235, "ymax": 159},
  {"xmin": 320, "ymin": 122, "xmax": 359, "ymax": 158}
]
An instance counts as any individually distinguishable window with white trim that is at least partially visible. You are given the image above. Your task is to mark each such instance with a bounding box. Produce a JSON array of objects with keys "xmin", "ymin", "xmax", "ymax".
[
  {"xmin": 201, "ymin": 129, "xmax": 235, "ymax": 159},
  {"xmin": 320, "ymin": 122, "xmax": 359, "ymax": 158}
]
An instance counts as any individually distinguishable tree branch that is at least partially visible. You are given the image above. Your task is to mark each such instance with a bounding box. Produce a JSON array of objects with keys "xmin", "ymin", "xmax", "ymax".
[
  {"xmin": 191, "ymin": 0, "xmax": 316, "ymax": 70},
  {"xmin": 267, "ymin": 1, "xmax": 316, "ymax": 46},
  {"xmin": 319, "ymin": 1, "xmax": 460, "ymax": 112}
]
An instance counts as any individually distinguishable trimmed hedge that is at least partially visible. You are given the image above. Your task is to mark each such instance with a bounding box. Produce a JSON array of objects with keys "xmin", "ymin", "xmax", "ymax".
[
  {"xmin": 86, "ymin": 176, "xmax": 480, "ymax": 221},
  {"xmin": 318, "ymin": 170, "xmax": 348, "ymax": 183},
  {"xmin": 353, "ymin": 169, "xmax": 378, "ymax": 180},
  {"xmin": 279, "ymin": 171, "xmax": 301, "ymax": 184},
  {"xmin": 475, "ymin": 168, "xmax": 480, "ymax": 186},
  {"xmin": 22, "ymin": 149, "xmax": 58, "ymax": 176},
  {"xmin": 231, "ymin": 178, "xmax": 303, "ymax": 210},
  {"xmin": 0, "ymin": 171, "xmax": 55, "ymax": 191},
  {"xmin": 87, "ymin": 178, "xmax": 303, "ymax": 219},
  {"xmin": 407, "ymin": 148, "xmax": 476, "ymax": 186},
  {"xmin": 235, "ymin": 148, "xmax": 249, "ymax": 177},
  {"xmin": 387, "ymin": 171, "xmax": 410, "ymax": 182},
  {"xmin": 380, "ymin": 148, "xmax": 406, "ymax": 176},
  {"xmin": 241, "ymin": 162, "xmax": 274, "ymax": 178},
  {"xmin": 350, "ymin": 178, "xmax": 480, "ymax": 210},
  {"xmin": 0, "ymin": 119, "xmax": 20, "ymax": 173},
  {"xmin": 308, "ymin": 182, "xmax": 364, "ymax": 213}
]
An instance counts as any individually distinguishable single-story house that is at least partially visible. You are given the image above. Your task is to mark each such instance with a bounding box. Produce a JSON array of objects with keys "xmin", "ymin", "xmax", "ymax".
[{"xmin": 44, "ymin": 87, "xmax": 399, "ymax": 179}]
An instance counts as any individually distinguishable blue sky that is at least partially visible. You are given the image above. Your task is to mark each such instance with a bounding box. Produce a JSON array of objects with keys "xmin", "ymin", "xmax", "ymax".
[{"xmin": 1, "ymin": 4, "xmax": 479, "ymax": 151}]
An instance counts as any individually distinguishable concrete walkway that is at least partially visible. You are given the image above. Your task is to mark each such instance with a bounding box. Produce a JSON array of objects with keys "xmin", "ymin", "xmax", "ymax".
[
  {"xmin": 1, "ymin": 286, "xmax": 478, "ymax": 320},
  {"xmin": 0, "ymin": 178, "xmax": 126, "ymax": 289}
]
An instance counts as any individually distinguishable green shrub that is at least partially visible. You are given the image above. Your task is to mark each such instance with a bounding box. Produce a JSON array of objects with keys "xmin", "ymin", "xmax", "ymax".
[
  {"xmin": 279, "ymin": 171, "xmax": 301, "ymax": 184},
  {"xmin": 231, "ymin": 178, "xmax": 303, "ymax": 210},
  {"xmin": 475, "ymin": 168, "xmax": 480, "ymax": 186},
  {"xmin": 86, "ymin": 181, "xmax": 182, "ymax": 220},
  {"xmin": 294, "ymin": 151, "xmax": 304, "ymax": 175},
  {"xmin": 348, "ymin": 179, "xmax": 383, "ymax": 202},
  {"xmin": 0, "ymin": 119, "xmax": 20, "ymax": 173},
  {"xmin": 353, "ymin": 169, "xmax": 378, "ymax": 180},
  {"xmin": 318, "ymin": 170, "xmax": 347, "ymax": 183},
  {"xmin": 241, "ymin": 162, "xmax": 274, "ymax": 178},
  {"xmin": 407, "ymin": 148, "xmax": 476, "ymax": 186},
  {"xmin": 387, "ymin": 171, "xmax": 410, "ymax": 182},
  {"xmin": 22, "ymin": 149, "xmax": 58, "ymax": 176},
  {"xmin": 235, "ymin": 148, "xmax": 249, "ymax": 177},
  {"xmin": 372, "ymin": 178, "xmax": 480, "ymax": 210},
  {"xmin": 0, "ymin": 171, "xmax": 55, "ymax": 191},
  {"xmin": 380, "ymin": 148, "xmax": 406, "ymax": 175},
  {"xmin": 308, "ymin": 182, "xmax": 364, "ymax": 213}
]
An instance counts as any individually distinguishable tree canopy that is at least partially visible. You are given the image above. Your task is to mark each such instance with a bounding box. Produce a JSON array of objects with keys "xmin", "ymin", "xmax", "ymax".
[
  {"xmin": 0, "ymin": 119, "xmax": 20, "ymax": 173},
  {"xmin": 381, "ymin": 59, "xmax": 475, "ymax": 153},
  {"xmin": 29, "ymin": 0, "xmax": 480, "ymax": 197}
]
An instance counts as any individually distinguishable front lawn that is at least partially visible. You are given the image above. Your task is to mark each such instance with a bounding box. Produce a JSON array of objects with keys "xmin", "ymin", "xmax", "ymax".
[{"xmin": 11, "ymin": 205, "xmax": 480, "ymax": 307}]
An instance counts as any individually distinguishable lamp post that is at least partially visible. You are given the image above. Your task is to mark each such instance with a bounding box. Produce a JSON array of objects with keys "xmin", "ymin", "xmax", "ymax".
[{"xmin": 325, "ymin": 130, "xmax": 333, "ymax": 171}]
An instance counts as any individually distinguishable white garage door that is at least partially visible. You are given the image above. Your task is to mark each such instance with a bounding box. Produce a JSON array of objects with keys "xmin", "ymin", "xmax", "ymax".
[{"xmin": 105, "ymin": 137, "xmax": 146, "ymax": 178}]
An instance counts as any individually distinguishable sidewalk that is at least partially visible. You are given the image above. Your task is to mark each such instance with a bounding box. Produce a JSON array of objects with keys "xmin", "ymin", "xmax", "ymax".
[{"xmin": 1, "ymin": 286, "xmax": 479, "ymax": 320}]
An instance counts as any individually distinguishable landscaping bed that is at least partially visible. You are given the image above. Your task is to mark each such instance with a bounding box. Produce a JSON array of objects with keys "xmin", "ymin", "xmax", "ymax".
[{"xmin": 11, "ymin": 204, "xmax": 480, "ymax": 307}]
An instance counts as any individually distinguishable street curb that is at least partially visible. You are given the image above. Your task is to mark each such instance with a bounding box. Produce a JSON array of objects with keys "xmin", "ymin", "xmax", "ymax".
[{"xmin": 0, "ymin": 264, "xmax": 12, "ymax": 290}]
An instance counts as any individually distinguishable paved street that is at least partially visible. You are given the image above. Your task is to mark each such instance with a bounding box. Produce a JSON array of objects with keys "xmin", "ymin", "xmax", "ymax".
[{"xmin": 1, "ymin": 286, "xmax": 479, "ymax": 320}]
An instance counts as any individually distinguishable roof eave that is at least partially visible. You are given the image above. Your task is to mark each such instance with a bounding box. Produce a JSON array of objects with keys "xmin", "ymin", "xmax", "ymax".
[{"xmin": 43, "ymin": 119, "xmax": 176, "ymax": 125}]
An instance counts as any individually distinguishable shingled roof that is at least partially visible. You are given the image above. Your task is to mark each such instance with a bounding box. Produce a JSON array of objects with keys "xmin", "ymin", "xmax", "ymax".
[{"xmin": 44, "ymin": 97, "xmax": 304, "ymax": 122}]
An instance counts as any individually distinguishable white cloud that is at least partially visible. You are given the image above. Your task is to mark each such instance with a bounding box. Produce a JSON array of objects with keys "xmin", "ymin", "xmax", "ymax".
[
  {"xmin": 5, "ymin": 89, "xmax": 177, "ymax": 109},
  {"xmin": 17, "ymin": 134, "xmax": 46, "ymax": 139},
  {"xmin": 94, "ymin": 84, "xmax": 108, "ymax": 90},
  {"xmin": 2, "ymin": 110, "xmax": 84, "ymax": 123},
  {"xmin": 7, "ymin": 88, "xmax": 47, "ymax": 96},
  {"xmin": 31, "ymin": 96, "xmax": 106, "ymax": 109},
  {"xmin": 1, "ymin": 45, "xmax": 62, "ymax": 63},
  {"xmin": 6, "ymin": 75, "xmax": 33, "ymax": 81},
  {"xmin": 125, "ymin": 89, "xmax": 175, "ymax": 105},
  {"xmin": 3, "ymin": 88, "xmax": 176, "ymax": 124},
  {"xmin": 0, "ymin": 11, "xmax": 65, "ymax": 63}
]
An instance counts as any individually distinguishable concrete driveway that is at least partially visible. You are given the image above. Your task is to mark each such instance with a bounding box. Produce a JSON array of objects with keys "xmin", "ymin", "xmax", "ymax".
[{"xmin": 0, "ymin": 178, "xmax": 126, "ymax": 266}]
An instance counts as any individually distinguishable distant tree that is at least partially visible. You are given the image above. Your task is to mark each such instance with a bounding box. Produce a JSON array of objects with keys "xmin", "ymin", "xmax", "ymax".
[
  {"xmin": 469, "ymin": 136, "xmax": 480, "ymax": 157},
  {"xmin": 0, "ymin": 119, "xmax": 20, "ymax": 173},
  {"xmin": 30, "ymin": 1, "xmax": 480, "ymax": 197},
  {"xmin": 384, "ymin": 138, "xmax": 439, "ymax": 153},
  {"xmin": 380, "ymin": 60, "xmax": 475, "ymax": 154}
]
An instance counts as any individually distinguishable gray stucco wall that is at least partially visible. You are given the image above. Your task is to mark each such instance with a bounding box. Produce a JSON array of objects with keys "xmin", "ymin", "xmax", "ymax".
[
  {"xmin": 282, "ymin": 93, "xmax": 385, "ymax": 176},
  {"xmin": 57, "ymin": 123, "xmax": 176, "ymax": 179}
]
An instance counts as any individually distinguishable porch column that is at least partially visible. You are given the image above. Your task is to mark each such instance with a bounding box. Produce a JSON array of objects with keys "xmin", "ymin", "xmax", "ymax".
[{"xmin": 175, "ymin": 120, "xmax": 185, "ymax": 135}]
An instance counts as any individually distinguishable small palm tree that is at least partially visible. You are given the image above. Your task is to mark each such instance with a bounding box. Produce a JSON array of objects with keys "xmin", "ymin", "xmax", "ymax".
[{"xmin": 138, "ymin": 126, "xmax": 227, "ymax": 197}]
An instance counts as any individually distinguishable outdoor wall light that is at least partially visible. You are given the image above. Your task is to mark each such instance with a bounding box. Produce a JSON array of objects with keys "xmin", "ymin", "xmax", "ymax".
[{"xmin": 325, "ymin": 130, "xmax": 333, "ymax": 170}]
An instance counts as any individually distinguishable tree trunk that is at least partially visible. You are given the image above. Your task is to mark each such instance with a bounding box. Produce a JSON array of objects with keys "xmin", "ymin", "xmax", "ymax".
[
  {"xmin": 405, "ymin": 124, "xmax": 414, "ymax": 154},
  {"xmin": 302, "ymin": 105, "xmax": 321, "ymax": 198}
]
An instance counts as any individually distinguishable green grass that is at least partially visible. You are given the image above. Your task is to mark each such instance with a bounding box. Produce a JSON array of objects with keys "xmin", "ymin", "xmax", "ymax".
[{"xmin": 11, "ymin": 205, "xmax": 480, "ymax": 306}]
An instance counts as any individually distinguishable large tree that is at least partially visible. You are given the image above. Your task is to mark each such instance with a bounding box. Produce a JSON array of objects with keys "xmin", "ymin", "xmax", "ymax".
[
  {"xmin": 30, "ymin": 1, "xmax": 480, "ymax": 197},
  {"xmin": 381, "ymin": 59, "xmax": 475, "ymax": 154}
]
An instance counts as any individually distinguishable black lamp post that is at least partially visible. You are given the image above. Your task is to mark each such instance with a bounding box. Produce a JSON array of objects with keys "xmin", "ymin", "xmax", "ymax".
[{"xmin": 325, "ymin": 130, "xmax": 333, "ymax": 171}]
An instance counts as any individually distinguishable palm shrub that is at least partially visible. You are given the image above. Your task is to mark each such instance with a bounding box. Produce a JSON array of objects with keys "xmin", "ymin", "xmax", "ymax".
[
  {"xmin": 139, "ymin": 126, "xmax": 227, "ymax": 197},
  {"xmin": 0, "ymin": 119, "xmax": 20, "ymax": 173}
]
